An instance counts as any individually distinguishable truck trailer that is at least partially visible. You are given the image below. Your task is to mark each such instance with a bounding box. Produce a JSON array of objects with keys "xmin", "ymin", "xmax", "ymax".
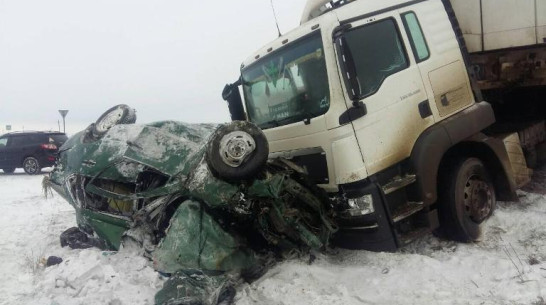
[{"xmin": 221, "ymin": 0, "xmax": 546, "ymax": 251}]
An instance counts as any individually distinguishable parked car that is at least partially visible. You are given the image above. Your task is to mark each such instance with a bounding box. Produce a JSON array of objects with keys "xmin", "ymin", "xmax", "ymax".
[{"xmin": 0, "ymin": 131, "xmax": 68, "ymax": 174}]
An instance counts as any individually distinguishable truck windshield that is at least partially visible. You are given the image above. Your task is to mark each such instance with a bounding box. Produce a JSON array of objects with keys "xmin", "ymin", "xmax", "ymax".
[{"xmin": 241, "ymin": 32, "xmax": 330, "ymax": 129}]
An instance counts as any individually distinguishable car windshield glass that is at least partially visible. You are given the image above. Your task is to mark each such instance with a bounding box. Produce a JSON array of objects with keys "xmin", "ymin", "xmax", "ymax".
[{"xmin": 242, "ymin": 32, "xmax": 330, "ymax": 129}]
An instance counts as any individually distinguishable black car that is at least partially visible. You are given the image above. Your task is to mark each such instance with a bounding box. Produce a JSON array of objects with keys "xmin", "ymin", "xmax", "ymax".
[{"xmin": 0, "ymin": 131, "xmax": 68, "ymax": 174}]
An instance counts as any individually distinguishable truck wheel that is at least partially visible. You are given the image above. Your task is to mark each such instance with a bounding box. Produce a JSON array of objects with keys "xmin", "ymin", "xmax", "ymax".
[
  {"xmin": 438, "ymin": 157, "xmax": 496, "ymax": 242},
  {"xmin": 2, "ymin": 168, "xmax": 15, "ymax": 174},
  {"xmin": 92, "ymin": 104, "xmax": 136, "ymax": 138},
  {"xmin": 23, "ymin": 157, "xmax": 41, "ymax": 175},
  {"xmin": 206, "ymin": 121, "xmax": 268, "ymax": 182}
]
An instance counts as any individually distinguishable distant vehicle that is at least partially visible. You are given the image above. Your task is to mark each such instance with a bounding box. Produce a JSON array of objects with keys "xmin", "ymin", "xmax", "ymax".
[{"xmin": 0, "ymin": 131, "xmax": 67, "ymax": 174}]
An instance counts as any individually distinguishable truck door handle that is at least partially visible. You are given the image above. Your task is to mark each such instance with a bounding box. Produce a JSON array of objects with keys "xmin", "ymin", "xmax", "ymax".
[{"xmin": 418, "ymin": 100, "xmax": 432, "ymax": 119}]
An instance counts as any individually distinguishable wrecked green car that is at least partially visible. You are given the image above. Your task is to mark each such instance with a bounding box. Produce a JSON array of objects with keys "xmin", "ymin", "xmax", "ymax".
[{"xmin": 45, "ymin": 104, "xmax": 337, "ymax": 305}]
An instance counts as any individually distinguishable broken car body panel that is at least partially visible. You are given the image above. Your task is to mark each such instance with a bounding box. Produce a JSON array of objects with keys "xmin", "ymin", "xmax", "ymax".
[
  {"xmin": 46, "ymin": 109, "xmax": 337, "ymax": 304},
  {"xmin": 49, "ymin": 121, "xmax": 216, "ymax": 250}
]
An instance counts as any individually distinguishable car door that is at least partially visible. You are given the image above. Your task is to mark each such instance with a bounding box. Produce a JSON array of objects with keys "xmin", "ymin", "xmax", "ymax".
[
  {"xmin": 334, "ymin": 12, "xmax": 435, "ymax": 176},
  {"xmin": 0, "ymin": 136, "xmax": 8, "ymax": 167},
  {"xmin": 4, "ymin": 135, "xmax": 26, "ymax": 167}
]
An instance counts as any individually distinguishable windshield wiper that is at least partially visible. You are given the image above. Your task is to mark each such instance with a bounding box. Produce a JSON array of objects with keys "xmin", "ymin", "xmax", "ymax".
[
  {"xmin": 303, "ymin": 110, "xmax": 319, "ymax": 125},
  {"xmin": 261, "ymin": 117, "xmax": 297, "ymax": 129},
  {"xmin": 261, "ymin": 111, "xmax": 321, "ymax": 128},
  {"xmin": 260, "ymin": 120, "xmax": 281, "ymax": 129}
]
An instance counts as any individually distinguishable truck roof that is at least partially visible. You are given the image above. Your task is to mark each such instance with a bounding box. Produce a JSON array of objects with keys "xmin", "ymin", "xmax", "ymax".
[{"xmin": 241, "ymin": 0, "xmax": 424, "ymax": 69}]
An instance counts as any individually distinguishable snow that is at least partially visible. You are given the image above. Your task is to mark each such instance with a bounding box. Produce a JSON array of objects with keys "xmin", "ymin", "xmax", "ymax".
[
  {"xmin": 2, "ymin": 168, "xmax": 546, "ymax": 305},
  {"xmin": 0, "ymin": 169, "xmax": 163, "ymax": 305},
  {"xmin": 235, "ymin": 189, "xmax": 546, "ymax": 305}
]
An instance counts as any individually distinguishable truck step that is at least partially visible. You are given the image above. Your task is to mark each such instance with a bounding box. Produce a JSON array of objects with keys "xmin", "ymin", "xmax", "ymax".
[
  {"xmin": 381, "ymin": 174, "xmax": 416, "ymax": 195},
  {"xmin": 398, "ymin": 227, "xmax": 430, "ymax": 246},
  {"xmin": 391, "ymin": 201, "xmax": 424, "ymax": 223}
]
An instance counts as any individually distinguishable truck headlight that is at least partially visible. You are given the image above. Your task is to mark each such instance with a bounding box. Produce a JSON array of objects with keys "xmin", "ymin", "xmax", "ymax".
[{"xmin": 347, "ymin": 194, "xmax": 374, "ymax": 216}]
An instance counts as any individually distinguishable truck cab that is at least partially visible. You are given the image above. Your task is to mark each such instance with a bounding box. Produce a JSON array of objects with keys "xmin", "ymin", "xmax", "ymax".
[{"xmin": 223, "ymin": 0, "xmax": 531, "ymax": 250}]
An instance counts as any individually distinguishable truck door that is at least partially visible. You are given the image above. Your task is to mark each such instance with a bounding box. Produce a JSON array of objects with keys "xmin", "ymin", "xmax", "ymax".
[{"xmin": 334, "ymin": 12, "xmax": 435, "ymax": 175}]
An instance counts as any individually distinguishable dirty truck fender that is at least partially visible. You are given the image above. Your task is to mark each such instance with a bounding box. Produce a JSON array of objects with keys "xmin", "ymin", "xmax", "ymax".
[{"xmin": 409, "ymin": 102, "xmax": 516, "ymax": 205}]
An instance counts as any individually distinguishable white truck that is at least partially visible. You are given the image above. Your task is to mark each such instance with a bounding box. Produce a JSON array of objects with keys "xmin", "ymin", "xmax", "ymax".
[{"xmin": 221, "ymin": 0, "xmax": 546, "ymax": 251}]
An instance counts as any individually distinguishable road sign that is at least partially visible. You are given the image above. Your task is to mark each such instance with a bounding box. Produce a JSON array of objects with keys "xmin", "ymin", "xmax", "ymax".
[
  {"xmin": 58, "ymin": 110, "xmax": 69, "ymax": 133},
  {"xmin": 59, "ymin": 110, "xmax": 69, "ymax": 118},
  {"xmin": 6, "ymin": 125, "xmax": 11, "ymax": 131}
]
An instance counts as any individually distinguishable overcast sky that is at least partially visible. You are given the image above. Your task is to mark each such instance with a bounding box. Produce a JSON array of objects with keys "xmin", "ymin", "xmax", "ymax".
[{"xmin": 0, "ymin": 0, "xmax": 308, "ymax": 134}]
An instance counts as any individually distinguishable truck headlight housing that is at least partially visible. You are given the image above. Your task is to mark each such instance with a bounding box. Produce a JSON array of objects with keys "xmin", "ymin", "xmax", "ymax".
[{"xmin": 346, "ymin": 194, "xmax": 374, "ymax": 216}]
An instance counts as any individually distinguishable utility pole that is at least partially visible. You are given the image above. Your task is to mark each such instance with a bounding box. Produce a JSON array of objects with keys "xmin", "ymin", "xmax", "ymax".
[{"xmin": 58, "ymin": 110, "xmax": 69, "ymax": 133}]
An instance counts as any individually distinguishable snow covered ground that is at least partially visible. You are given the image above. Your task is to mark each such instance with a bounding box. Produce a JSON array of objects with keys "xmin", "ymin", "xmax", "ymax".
[
  {"xmin": 0, "ymin": 169, "xmax": 163, "ymax": 305},
  {"xmin": 1, "ymin": 169, "xmax": 546, "ymax": 305}
]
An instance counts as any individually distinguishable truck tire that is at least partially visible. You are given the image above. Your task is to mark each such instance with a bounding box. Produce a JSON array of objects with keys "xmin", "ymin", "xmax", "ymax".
[
  {"xmin": 438, "ymin": 157, "xmax": 496, "ymax": 242},
  {"xmin": 205, "ymin": 121, "xmax": 268, "ymax": 182},
  {"xmin": 92, "ymin": 104, "xmax": 136, "ymax": 138}
]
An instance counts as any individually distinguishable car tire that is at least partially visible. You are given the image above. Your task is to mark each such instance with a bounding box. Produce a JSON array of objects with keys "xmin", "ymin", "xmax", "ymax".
[
  {"xmin": 91, "ymin": 104, "xmax": 137, "ymax": 138},
  {"xmin": 2, "ymin": 168, "xmax": 15, "ymax": 174},
  {"xmin": 205, "ymin": 121, "xmax": 268, "ymax": 182},
  {"xmin": 438, "ymin": 157, "xmax": 496, "ymax": 242},
  {"xmin": 23, "ymin": 157, "xmax": 41, "ymax": 175}
]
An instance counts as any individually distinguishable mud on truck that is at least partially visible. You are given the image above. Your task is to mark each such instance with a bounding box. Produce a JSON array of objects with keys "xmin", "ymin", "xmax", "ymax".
[{"xmin": 222, "ymin": 0, "xmax": 546, "ymax": 251}]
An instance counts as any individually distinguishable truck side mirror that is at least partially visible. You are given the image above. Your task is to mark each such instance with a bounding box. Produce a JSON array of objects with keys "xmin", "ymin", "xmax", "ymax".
[
  {"xmin": 339, "ymin": 101, "xmax": 367, "ymax": 125},
  {"xmin": 222, "ymin": 80, "xmax": 246, "ymax": 121}
]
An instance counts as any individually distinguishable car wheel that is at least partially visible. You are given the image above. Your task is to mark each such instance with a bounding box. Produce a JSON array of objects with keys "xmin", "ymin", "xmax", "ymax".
[
  {"xmin": 205, "ymin": 121, "xmax": 268, "ymax": 182},
  {"xmin": 438, "ymin": 157, "xmax": 496, "ymax": 242},
  {"xmin": 23, "ymin": 157, "xmax": 41, "ymax": 175},
  {"xmin": 2, "ymin": 168, "xmax": 15, "ymax": 174},
  {"xmin": 92, "ymin": 104, "xmax": 137, "ymax": 138}
]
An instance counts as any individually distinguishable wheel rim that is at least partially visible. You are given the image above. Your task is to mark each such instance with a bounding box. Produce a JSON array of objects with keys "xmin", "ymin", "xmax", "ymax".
[
  {"xmin": 219, "ymin": 131, "xmax": 256, "ymax": 168},
  {"xmin": 463, "ymin": 175, "xmax": 493, "ymax": 223},
  {"xmin": 25, "ymin": 159, "xmax": 38, "ymax": 174},
  {"xmin": 96, "ymin": 107, "xmax": 124, "ymax": 133}
]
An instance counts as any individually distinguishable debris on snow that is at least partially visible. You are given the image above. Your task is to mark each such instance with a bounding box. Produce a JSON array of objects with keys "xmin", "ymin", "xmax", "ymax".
[
  {"xmin": 46, "ymin": 256, "xmax": 63, "ymax": 267},
  {"xmin": 3, "ymin": 167, "xmax": 546, "ymax": 304}
]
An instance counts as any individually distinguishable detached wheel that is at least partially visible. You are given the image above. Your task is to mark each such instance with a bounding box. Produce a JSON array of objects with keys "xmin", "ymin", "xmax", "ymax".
[
  {"xmin": 23, "ymin": 157, "xmax": 41, "ymax": 175},
  {"xmin": 92, "ymin": 104, "xmax": 136, "ymax": 138},
  {"xmin": 2, "ymin": 168, "xmax": 15, "ymax": 174},
  {"xmin": 438, "ymin": 157, "xmax": 496, "ymax": 242},
  {"xmin": 206, "ymin": 121, "xmax": 268, "ymax": 182}
]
